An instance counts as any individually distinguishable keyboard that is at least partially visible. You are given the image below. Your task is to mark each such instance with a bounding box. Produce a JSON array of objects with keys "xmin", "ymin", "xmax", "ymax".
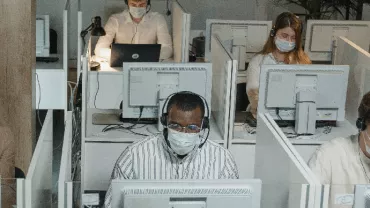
[{"xmin": 36, "ymin": 56, "xmax": 59, "ymax": 63}]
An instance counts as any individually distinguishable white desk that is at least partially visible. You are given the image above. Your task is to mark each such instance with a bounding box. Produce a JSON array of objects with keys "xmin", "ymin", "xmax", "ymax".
[
  {"xmin": 83, "ymin": 108, "xmax": 224, "ymax": 190},
  {"xmin": 229, "ymin": 120, "xmax": 357, "ymax": 179},
  {"xmin": 36, "ymin": 55, "xmax": 66, "ymax": 110},
  {"xmin": 87, "ymin": 58, "xmax": 175, "ymax": 109}
]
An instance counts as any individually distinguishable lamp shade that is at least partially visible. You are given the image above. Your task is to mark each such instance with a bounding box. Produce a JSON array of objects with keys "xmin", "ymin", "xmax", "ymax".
[{"xmin": 91, "ymin": 16, "xmax": 106, "ymax": 36}]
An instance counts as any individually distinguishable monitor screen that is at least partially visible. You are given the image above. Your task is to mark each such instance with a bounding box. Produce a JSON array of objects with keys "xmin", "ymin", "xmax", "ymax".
[
  {"xmin": 121, "ymin": 62, "xmax": 213, "ymax": 119},
  {"xmin": 111, "ymin": 179, "xmax": 262, "ymax": 208}
]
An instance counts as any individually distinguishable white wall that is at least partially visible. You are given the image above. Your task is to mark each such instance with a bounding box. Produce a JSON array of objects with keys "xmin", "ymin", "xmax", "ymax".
[{"xmin": 178, "ymin": 0, "xmax": 256, "ymax": 29}]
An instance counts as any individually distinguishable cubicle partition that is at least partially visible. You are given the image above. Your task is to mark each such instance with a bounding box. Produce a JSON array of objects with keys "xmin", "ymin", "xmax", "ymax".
[
  {"xmin": 211, "ymin": 34, "xmax": 238, "ymax": 148},
  {"xmin": 36, "ymin": 1, "xmax": 70, "ymax": 112},
  {"xmin": 24, "ymin": 110, "xmax": 53, "ymax": 208},
  {"xmin": 58, "ymin": 112, "xmax": 73, "ymax": 208},
  {"xmin": 35, "ymin": 0, "xmax": 70, "ymax": 116},
  {"xmin": 254, "ymin": 113, "xmax": 327, "ymax": 208},
  {"xmin": 304, "ymin": 20, "xmax": 370, "ymax": 62},
  {"xmin": 172, "ymin": 0, "xmax": 191, "ymax": 62},
  {"xmin": 334, "ymin": 36, "xmax": 370, "ymax": 125},
  {"xmin": 77, "ymin": 0, "xmax": 82, "ymax": 77},
  {"xmin": 205, "ymin": 19, "xmax": 272, "ymax": 69}
]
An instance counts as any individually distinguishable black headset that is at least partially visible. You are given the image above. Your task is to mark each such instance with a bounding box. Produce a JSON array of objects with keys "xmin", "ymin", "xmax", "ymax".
[
  {"xmin": 270, "ymin": 12, "xmax": 303, "ymax": 37},
  {"xmin": 357, "ymin": 110, "xmax": 370, "ymax": 132},
  {"xmin": 356, "ymin": 117, "xmax": 366, "ymax": 131},
  {"xmin": 160, "ymin": 91, "xmax": 210, "ymax": 149}
]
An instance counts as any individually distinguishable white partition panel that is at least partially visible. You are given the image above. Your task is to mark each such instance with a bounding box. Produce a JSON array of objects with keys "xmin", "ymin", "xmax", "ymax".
[
  {"xmin": 304, "ymin": 20, "xmax": 370, "ymax": 62},
  {"xmin": 211, "ymin": 34, "xmax": 238, "ymax": 147},
  {"xmin": 172, "ymin": 0, "xmax": 190, "ymax": 62},
  {"xmin": 77, "ymin": 0, "xmax": 82, "ymax": 78},
  {"xmin": 17, "ymin": 179, "xmax": 25, "ymax": 208},
  {"xmin": 254, "ymin": 113, "xmax": 324, "ymax": 208},
  {"xmin": 25, "ymin": 110, "xmax": 53, "ymax": 208},
  {"xmin": 58, "ymin": 112, "xmax": 73, "ymax": 208},
  {"xmin": 205, "ymin": 19, "xmax": 272, "ymax": 66},
  {"xmin": 63, "ymin": 2, "xmax": 70, "ymax": 116},
  {"xmin": 334, "ymin": 37, "xmax": 370, "ymax": 125}
]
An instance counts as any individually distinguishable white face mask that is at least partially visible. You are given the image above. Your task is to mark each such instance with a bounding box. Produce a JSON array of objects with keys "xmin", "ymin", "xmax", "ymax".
[
  {"xmin": 167, "ymin": 128, "xmax": 201, "ymax": 156},
  {"xmin": 129, "ymin": 6, "xmax": 146, "ymax": 19},
  {"xmin": 274, "ymin": 38, "xmax": 296, "ymax": 52}
]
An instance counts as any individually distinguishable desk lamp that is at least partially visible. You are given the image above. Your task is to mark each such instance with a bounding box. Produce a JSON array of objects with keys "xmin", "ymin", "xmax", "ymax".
[{"xmin": 80, "ymin": 16, "xmax": 106, "ymax": 71}]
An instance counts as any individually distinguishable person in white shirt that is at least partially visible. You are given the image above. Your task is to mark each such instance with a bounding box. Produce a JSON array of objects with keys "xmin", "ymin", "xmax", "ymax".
[
  {"xmin": 104, "ymin": 91, "xmax": 239, "ymax": 208},
  {"xmin": 245, "ymin": 12, "xmax": 311, "ymax": 123},
  {"xmin": 94, "ymin": 0, "xmax": 173, "ymax": 60},
  {"xmin": 308, "ymin": 92, "xmax": 370, "ymax": 208}
]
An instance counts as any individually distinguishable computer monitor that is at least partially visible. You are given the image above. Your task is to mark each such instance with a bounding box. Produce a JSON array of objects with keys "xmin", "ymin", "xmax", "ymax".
[
  {"xmin": 354, "ymin": 185, "xmax": 370, "ymax": 208},
  {"xmin": 36, "ymin": 15, "xmax": 50, "ymax": 57},
  {"xmin": 304, "ymin": 20, "xmax": 370, "ymax": 62},
  {"xmin": 121, "ymin": 62, "xmax": 212, "ymax": 129},
  {"xmin": 110, "ymin": 179, "xmax": 262, "ymax": 208},
  {"xmin": 205, "ymin": 19, "xmax": 272, "ymax": 70},
  {"xmin": 110, "ymin": 44, "xmax": 161, "ymax": 67},
  {"xmin": 258, "ymin": 64, "xmax": 349, "ymax": 135}
]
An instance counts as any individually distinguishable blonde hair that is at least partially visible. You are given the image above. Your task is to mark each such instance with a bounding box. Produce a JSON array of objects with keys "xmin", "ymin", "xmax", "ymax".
[{"xmin": 260, "ymin": 12, "xmax": 311, "ymax": 64}]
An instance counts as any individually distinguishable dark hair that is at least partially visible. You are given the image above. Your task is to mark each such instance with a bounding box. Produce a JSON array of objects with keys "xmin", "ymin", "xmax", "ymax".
[
  {"xmin": 359, "ymin": 91, "xmax": 370, "ymax": 123},
  {"xmin": 166, "ymin": 92, "xmax": 205, "ymax": 116}
]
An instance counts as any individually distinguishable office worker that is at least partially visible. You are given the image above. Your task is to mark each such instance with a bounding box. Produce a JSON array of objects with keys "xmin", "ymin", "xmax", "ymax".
[
  {"xmin": 104, "ymin": 92, "xmax": 239, "ymax": 208},
  {"xmin": 308, "ymin": 92, "xmax": 370, "ymax": 207},
  {"xmin": 94, "ymin": 0, "xmax": 173, "ymax": 60},
  {"xmin": 246, "ymin": 12, "xmax": 311, "ymax": 120}
]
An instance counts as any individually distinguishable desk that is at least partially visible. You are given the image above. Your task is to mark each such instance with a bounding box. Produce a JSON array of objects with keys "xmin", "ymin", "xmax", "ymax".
[
  {"xmin": 82, "ymin": 108, "xmax": 225, "ymax": 190},
  {"xmin": 229, "ymin": 120, "xmax": 357, "ymax": 179},
  {"xmin": 35, "ymin": 55, "xmax": 67, "ymax": 110}
]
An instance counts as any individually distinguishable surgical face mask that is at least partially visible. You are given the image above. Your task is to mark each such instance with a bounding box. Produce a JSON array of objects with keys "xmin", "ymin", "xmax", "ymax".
[
  {"xmin": 167, "ymin": 128, "xmax": 201, "ymax": 156},
  {"xmin": 274, "ymin": 38, "xmax": 296, "ymax": 52},
  {"xmin": 129, "ymin": 6, "xmax": 146, "ymax": 19}
]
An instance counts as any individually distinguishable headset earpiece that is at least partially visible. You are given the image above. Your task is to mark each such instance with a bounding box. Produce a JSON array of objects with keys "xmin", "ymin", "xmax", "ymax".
[
  {"xmin": 357, "ymin": 117, "xmax": 367, "ymax": 131},
  {"xmin": 202, "ymin": 117, "xmax": 209, "ymax": 130},
  {"xmin": 160, "ymin": 113, "xmax": 168, "ymax": 126},
  {"xmin": 270, "ymin": 28, "xmax": 275, "ymax": 37}
]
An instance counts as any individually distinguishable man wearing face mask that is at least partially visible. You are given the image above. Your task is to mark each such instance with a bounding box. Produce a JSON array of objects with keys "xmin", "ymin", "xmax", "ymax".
[
  {"xmin": 94, "ymin": 0, "xmax": 173, "ymax": 60},
  {"xmin": 104, "ymin": 92, "xmax": 239, "ymax": 208},
  {"xmin": 245, "ymin": 12, "xmax": 311, "ymax": 125},
  {"xmin": 308, "ymin": 92, "xmax": 370, "ymax": 208}
]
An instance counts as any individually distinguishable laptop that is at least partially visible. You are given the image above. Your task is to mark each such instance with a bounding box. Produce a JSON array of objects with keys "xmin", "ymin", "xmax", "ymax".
[{"xmin": 110, "ymin": 43, "xmax": 161, "ymax": 67}]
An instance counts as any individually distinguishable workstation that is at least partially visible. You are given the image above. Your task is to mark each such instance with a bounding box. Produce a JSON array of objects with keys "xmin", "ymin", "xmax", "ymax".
[{"xmin": 4, "ymin": 0, "xmax": 370, "ymax": 207}]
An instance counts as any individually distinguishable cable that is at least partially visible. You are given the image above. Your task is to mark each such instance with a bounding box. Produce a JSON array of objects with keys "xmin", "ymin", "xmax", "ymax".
[
  {"xmin": 128, "ymin": 129, "xmax": 149, "ymax": 137},
  {"xmin": 94, "ymin": 72, "xmax": 99, "ymax": 108},
  {"xmin": 36, "ymin": 73, "xmax": 43, "ymax": 127},
  {"xmin": 103, "ymin": 107, "xmax": 144, "ymax": 132},
  {"xmin": 276, "ymin": 108, "xmax": 283, "ymax": 120},
  {"xmin": 166, "ymin": 0, "xmax": 171, "ymax": 16}
]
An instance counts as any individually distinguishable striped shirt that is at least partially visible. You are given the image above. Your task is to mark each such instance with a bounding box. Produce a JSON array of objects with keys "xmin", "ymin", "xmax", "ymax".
[{"xmin": 104, "ymin": 134, "xmax": 239, "ymax": 208}]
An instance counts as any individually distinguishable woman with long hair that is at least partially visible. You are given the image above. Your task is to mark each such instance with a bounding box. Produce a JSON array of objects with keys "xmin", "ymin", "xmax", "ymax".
[{"xmin": 246, "ymin": 12, "xmax": 311, "ymax": 122}]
